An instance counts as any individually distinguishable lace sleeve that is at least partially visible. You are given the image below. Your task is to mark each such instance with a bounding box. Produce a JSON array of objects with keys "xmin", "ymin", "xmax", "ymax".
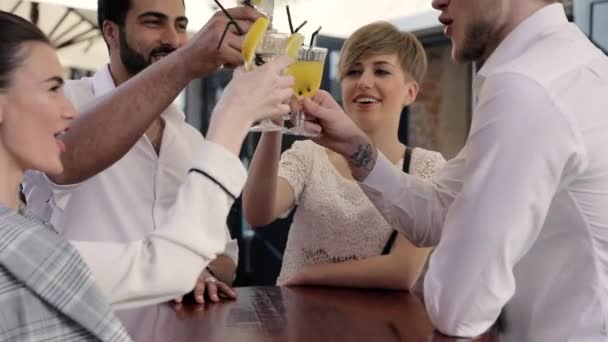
[
  {"xmin": 278, "ymin": 141, "xmax": 314, "ymax": 204},
  {"xmin": 411, "ymin": 148, "xmax": 447, "ymax": 181}
]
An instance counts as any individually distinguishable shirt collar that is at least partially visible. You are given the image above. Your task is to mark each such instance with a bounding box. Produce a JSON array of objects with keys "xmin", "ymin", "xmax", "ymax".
[
  {"xmin": 91, "ymin": 64, "xmax": 186, "ymax": 122},
  {"xmin": 473, "ymin": 4, "xmax": 568, "ymax": 96}
]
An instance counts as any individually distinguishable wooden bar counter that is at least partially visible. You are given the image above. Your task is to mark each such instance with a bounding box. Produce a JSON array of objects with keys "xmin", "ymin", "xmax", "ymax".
[{"xmin": 117, "ymin": 286, "xmax": 498, "ymax": 342}]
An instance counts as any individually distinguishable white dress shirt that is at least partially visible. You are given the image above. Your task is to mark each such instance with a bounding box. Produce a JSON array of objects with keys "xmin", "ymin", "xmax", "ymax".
[
  {"xmin": 360, "ymin": 5, "xmax": 608, "ymax": 341},
  {"xmin": 22, "ymin": 65, "xmax": 238, "ymax": 264}
]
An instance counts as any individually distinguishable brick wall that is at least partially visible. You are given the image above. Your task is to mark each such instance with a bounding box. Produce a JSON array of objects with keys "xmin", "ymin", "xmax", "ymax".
[{"xmin": 408, "ymin": 44, "xmax": 471, "ymax": 159}]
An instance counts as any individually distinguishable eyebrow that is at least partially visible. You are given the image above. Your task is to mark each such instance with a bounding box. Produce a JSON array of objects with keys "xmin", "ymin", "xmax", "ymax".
[
  {"xmin": 139, "ymin": 12, "xmax": 189, "ymax": 25},
  {"xmin": 139, "ymin": 12, "xmax": 167, "ymax": 21},
  {"xmin": 44, "ymin": 76, "xmax": 64, "ymax": 85},
  {"xmin": 372, "ymin": 61, "xmax": 395, "ymax": 67},
  {"xmin": 352, "ymin": 61, "xmax": 395, "ymax": 68}
]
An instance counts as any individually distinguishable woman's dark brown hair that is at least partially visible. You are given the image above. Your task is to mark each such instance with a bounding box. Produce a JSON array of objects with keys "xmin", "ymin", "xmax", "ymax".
[{"xmin": 0, "ymin": 11, "xmax": 50, "ymax": 91}]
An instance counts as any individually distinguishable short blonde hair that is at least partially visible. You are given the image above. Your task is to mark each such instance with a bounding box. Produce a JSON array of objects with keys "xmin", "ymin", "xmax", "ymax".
[{"xmin": 338, "ymin": 21, "xmax": 428, "ymax": 84}]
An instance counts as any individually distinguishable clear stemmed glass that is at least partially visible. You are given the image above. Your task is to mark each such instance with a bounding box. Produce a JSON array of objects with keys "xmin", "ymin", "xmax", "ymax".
[
  {"xmin": 247, "ymin": 30, "xmax": 290, "ymax": 132},
  {"xmin": 283, "ymin": 46, "xmax": 327, "ymax": 137}
]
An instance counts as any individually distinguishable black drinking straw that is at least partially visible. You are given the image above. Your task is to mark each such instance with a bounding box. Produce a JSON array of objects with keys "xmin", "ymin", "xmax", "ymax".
[
  {"xmin": 286, "ymin": 5, "xmax": 294, "ymax": 34},
  {"xmin": 294, "ymin": 20, "xmax": 308, "ymax": 33},
  {"xmin": 214, "ymin": 0, "xmax": 244, "ymax": 49},
  {"xmin": 310, "ymin": 26, "xmax": 322, "ymax": 47},
  {"xmin": 286, "ymin": 5, "xmax": 308, "ymax": 34}
]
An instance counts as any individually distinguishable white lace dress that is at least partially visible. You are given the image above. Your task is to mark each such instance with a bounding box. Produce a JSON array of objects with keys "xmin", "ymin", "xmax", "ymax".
[{"xmin": 276, "ymin": 140, "xmax": 446, "ymax": 284}]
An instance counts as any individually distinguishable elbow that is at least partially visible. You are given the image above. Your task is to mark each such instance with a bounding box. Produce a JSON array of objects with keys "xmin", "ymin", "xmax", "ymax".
[
  {"xmin": 380, "ymin": 263, "xmax": 421, "ymax": 291},
  {"xmin": 388, "ymin": 272, "xmax": 416, "ymax": 291},
  {"xmin": 241, "ymin": 187, "xmax": 283, "ymax": 228},
  {"xmin": 244, "ymin": 213, "xmax": 270, "ymax": 228},
  {"xmin": 403, "ymin": 276, "xmax": 420, "ymax": 292},
  {"xmin": 425, "ymin": 288, "xmax": 488, "ymax": 338},
  {"xmin": 395, "ymin": 282, "xmax": 414, "ymax": 292},
  {"xmin": 426, "ymin": 296, "xmax": 467, "ymax": 336},
  {"xmin": 242, "ymin": 205, "xmax": 274, "ymax": 228},
  {"xmin": 395, "ymin": 273, "xmax": 421, "ymax": 292}
]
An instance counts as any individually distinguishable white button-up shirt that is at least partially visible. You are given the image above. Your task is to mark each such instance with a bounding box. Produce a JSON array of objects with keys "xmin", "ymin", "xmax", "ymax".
[
  {"xmin": 23, "ymin": 65, "xmax": 238, "ymax": 263},
  {"xmin": 360, "ymin": 5, "xmax": 608, "ymax": 341}
]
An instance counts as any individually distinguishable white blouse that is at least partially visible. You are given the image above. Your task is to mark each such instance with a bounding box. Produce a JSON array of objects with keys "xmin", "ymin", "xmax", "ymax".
[{"xmin": 276, "ymin": 141, "xmax": 445, "ymax": 283}]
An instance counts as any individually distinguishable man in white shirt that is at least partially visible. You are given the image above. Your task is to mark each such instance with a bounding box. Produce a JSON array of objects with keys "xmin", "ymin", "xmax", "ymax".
[
  {"xmin": 23, "ymin": 0, "xmax": 262, "ymax": 304},
  {"xmin": 299, "ymin": 0, "xmax": 608, "ymax": 341}
]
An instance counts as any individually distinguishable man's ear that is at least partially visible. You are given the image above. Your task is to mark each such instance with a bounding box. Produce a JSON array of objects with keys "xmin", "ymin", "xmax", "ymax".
[{"xmin": 102, "ymin": 21, "xmax": 120, "ymax": 51}]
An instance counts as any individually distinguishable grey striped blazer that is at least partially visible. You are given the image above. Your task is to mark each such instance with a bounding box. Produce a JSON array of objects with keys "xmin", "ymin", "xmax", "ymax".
[{"xmin": 0, "ymin": 205, "xmax": 131, "ymax": 341}]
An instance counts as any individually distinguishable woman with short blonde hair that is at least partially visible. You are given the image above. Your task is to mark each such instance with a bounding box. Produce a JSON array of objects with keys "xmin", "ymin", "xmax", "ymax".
[{"xmin": 243, "ymin": 21, "xmax": 445, "ymax": 290}]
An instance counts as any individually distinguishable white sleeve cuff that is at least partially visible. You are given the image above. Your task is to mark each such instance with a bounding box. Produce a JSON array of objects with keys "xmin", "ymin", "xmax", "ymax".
[
  {"xmin": 359, "ymin": 152, "xmax": 404, "ymax": 204},
  {"xmin": 223, "ymin": 237, "xmax": 239, "ymax": 264},
  {"xmin": 192, "ymin": 140, "xmax": 247, "ymax": 200}
]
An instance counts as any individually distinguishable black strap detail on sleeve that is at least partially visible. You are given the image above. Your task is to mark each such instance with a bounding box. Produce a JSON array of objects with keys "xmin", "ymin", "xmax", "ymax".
[
  {"xmin": 381, "ymin": 146, "xmax": 412, "ymax": 255},
  {"xmin": 189, "ymin": 168, "xmax": 237, "ymax": 201}
]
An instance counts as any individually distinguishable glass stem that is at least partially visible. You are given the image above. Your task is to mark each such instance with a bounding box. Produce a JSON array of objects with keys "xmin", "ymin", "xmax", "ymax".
[{"xmin": 296, "ymin": 110, "xmax": 306, "ymax": 129}]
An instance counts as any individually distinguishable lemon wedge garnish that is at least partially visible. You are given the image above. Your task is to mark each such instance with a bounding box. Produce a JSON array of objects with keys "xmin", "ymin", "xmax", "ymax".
[
  {"xmin": 253, "ymin": 0, "xmax": 264, "ymax": 4},
  {"xmin": 285, "ymin": 32, "xmax": 305, "ymax": 59},
  {"xmin": 242, "ymin": 17, "xmax": 270, "ymax": 69}
]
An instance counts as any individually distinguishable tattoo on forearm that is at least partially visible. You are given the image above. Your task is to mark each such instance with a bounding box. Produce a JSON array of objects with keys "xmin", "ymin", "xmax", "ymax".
[{"xmin": 349, "ymin": 144, "xmax": 375, "ymax": 172}]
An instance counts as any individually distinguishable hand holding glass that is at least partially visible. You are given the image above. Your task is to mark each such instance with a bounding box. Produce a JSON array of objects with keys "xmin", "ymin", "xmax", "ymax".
[{"xmin": 284, "ymin": 46, "xmax": 328, "ymax": 137}]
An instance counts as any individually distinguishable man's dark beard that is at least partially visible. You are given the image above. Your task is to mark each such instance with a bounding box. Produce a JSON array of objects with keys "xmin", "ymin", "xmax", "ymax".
[
  {"xmin": 119, "ymin": 28, "xmax": 177, "ymax": 75},
  {"xmin": 460, "ymin": 20, "xmax": 495, "ymax": 67}
]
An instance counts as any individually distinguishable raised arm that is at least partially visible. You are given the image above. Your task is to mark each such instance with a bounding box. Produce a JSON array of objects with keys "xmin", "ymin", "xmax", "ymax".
[
  {"xmin": 72, "ymin": 56, "xmax": 295, "ymax": 310},
  {"xmin": 242, "ymin": 132, "xmax": 296, "ymax": 227},
  {"xmin": 301, "ymin": 90, "xmax": 458, "ymax": 247},
  {"xmin": 52, "ymin": 7, "xmax": 262, "ymax": 185}
]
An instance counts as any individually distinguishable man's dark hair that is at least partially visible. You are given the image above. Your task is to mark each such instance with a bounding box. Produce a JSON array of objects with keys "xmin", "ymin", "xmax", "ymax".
[
  {"xmin": 97, "ymin": 0, "xmax": 131, "ymax": 29},
  {"xmin": 97, "ymin": 0, "xmax": 186, "ymax": 29}
]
